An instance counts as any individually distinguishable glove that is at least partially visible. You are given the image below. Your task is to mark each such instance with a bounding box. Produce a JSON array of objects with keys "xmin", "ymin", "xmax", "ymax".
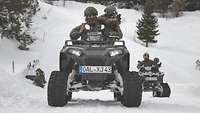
[{"xmin": 79, "ymin": 23, "xmax": 86, "ymax": 33}]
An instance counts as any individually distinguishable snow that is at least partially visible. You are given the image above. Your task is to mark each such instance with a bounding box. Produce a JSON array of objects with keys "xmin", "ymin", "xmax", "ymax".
[{"xmin": 1, "ymin": 1, "xmax": 200, "ymax": 113}]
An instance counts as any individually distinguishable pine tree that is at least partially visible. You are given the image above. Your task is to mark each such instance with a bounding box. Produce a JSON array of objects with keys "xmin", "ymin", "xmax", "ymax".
[
  {"xmin": 0, "ymin": 0, "xmax": 39, "ymax": 50},
  {"xmin": 136, "ymin": 1, "xmax": 159, "ymax": 47}
]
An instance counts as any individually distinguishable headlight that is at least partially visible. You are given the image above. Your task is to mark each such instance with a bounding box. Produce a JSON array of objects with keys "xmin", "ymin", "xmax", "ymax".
[
  {"xmin": 68, "ymin": 49, "xmax": 82, "ymax": 56},
  {"xmin": 109, "ymin": 50, "xmax": 122, "ymax": 57}
]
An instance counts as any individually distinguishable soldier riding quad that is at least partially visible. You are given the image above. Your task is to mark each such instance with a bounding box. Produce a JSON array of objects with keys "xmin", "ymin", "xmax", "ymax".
[
  {"xmin": 47, "ymin": 28, "xmax": 142, "ymax": 107},
  {"xmin": 137, "ymin": 59, "xmax": 171, "ymax": 97}
]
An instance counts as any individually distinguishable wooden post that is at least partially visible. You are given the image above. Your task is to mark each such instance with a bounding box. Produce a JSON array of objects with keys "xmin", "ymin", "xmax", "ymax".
[
  {"xmin": 43, "ymin": 32, "xmax": 46, "ymax": 42},
  {"xmin": 146, "ymin": 41, "xmax": 148, "ymax": 47},
  {"xmin": 63, "ymin": 0, "xmax": 66, "ymax": 6}
]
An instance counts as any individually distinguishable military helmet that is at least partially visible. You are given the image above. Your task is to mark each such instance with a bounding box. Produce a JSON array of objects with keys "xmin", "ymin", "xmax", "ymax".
[
  {"xmin": 104, "ymin": 6, "xmax": 117, "ymax": 15},
  {"xmin": 143, "ymin": 52, "xmax": 149, "ymax": 59},
  {"xmin": 154, "ymin": 57, "xmax": 159, "ymax": 63},
  {"xmin": 84, "ymin": 6, "xmax": 98, "ymax": 16}
]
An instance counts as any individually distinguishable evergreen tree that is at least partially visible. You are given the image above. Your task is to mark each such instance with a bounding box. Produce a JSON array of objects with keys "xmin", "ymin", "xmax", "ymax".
[
  {"xmin": 0, "ymin": 0, "xmax": 39, "ymax": 50},
  {"xmin": 136, "ymin": 1, "xmax": 159, "ymax": 47}
]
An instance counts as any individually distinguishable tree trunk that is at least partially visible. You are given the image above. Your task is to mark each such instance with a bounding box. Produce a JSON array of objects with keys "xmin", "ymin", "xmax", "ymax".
[
  {"xmin": 63, "ymin": 0, "xmax": 65, "ymax": 6},
  {"xmin": 146, "ymin": 41, "xmax": 148, "ymax": 47}
]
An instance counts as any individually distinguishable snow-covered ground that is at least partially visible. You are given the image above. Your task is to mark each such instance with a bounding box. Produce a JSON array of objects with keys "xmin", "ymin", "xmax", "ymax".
[{"xmin": 0, "ymin": 1, "xmax": 200, "ymax": 113}]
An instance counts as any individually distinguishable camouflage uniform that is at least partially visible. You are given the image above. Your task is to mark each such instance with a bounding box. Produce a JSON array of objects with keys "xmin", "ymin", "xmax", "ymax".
[
  {"xmin": 70, "ymin": 7, "xmax": 106, "ymax": 41},
  {"xmin": 97, "ymin": 6, "xmax": 123, "ymax": 40},
  {"xmin": 137, "ymin": 53, "xmax": 154, "ymax": 72},
  {"xmin": 70, "ymin": 6, "xmax": 123, "ymax": 41},
  {"xmin": 137, "ymin": 53, "xmax": 162, "ymax": 73},
  {"xmin": 152, "ymin": 58, "xmax": 162, "ymax": 72},
  {"xmin": 33, "ymin": 68, "xmax": 46, "ymax": 88},
  {"xmin": 70, "ymin": 22, "xmax": 104, "ymax": 41},
  {"xmin": 137, "ymin": 59, "xmax": 154, "ymax": 70},
  {"xmin": 97, "ymin": 15, "xmax": 123, "ymax": 40}
]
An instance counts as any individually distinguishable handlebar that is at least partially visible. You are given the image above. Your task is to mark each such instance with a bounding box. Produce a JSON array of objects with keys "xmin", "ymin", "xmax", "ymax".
[{"xmin": 65, "ymin": 40, "xmax": 125, "ymax": 46}]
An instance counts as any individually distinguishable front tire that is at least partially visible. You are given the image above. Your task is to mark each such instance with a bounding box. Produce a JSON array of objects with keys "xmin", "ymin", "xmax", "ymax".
[
  {"xmin": 121, "ymin": 71, "xmax": 142, "ymax": 107},
  {"xmin": 68, "ymin": 92, "xmax": 72, "ymax": 101},
  {"xmin": 48, "ymin": 71, "xmax": 68, "ymax": 106},
  {"xmin": 114, "ymin": 92, "xmax": 121, "ymax": 101},
  {"xmin": 153, "ymin": 90, "xmax": 161, "ymax": 97}
]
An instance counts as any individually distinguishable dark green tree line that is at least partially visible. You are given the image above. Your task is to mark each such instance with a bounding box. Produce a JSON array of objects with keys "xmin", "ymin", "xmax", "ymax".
[{"xmin": 0, "ymin": 0, "xmax": 39, "ymax": 50}]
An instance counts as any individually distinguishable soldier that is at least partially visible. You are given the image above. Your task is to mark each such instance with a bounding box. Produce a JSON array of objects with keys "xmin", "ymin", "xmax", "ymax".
[
  {"xmin": 152, "ymin": 57, "xmax": 162, "ymax": 73},
  {"xmin": 33, "ymin": 68, "xmax": 46, "ymax": 88},
  {"xmin": 98, "ymin": 6, "xmax": 123, "ymax": 40},
  {"xmin": 137, "ymin": 52, "xmax": 154, "ymax": 72},
  {"xmin": 195, "ymin": 59, "xmax": 200, "ymax": 70},
  {"xmin": 70, "ymin": 6, "xmax": 104, "ymax": 41}
]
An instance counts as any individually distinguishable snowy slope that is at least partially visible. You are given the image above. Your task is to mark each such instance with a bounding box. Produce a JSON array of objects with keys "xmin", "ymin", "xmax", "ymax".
[{"xmin": 1, "ymin": 1, "xmax": 200, "ymax": 113}]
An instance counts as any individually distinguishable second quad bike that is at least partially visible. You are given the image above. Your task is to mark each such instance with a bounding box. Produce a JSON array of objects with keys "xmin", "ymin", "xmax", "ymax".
[{"xmin": 138, "ymin": 65, "xmax": 171, "ymax": 97}]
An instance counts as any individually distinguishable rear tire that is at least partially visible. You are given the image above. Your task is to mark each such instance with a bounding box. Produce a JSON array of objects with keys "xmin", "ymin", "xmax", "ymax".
[
  {"xmin": 48, "ymin": 71, "xmax": 68, "ymax": 106},
  {"xmin": 121, "ymin": 71, "xmax": 142, "ymax": 107},
  {"xmin": 161, "ymin": 83, "xmax": 171, "ymax": 97}
]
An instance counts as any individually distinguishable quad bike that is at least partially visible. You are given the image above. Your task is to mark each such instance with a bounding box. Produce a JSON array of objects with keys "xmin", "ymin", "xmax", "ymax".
[
  {"xmin": 47, "ymin": 30, "xmax": 142, "ymax": 107},
  {"xmin": 138, "ymin": 65, "xmax": 171, "ymax": 97}
]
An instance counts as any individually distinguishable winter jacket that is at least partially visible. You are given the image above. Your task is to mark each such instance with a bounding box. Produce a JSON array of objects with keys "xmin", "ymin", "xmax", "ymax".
[
  {"xmin": 70, "ymin": 22, "xmax": 105, "ymax": 41},
  {"xmin": 33, "ymin": 70, "xmax": 46, "ymax": 88},
  {"xmin": 137, "ymin": 59, "xmax": 154, "ymax": 71},
  {"xmin": 98, "ymin": 14, "xmax": 123, "ymax": 40}
]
